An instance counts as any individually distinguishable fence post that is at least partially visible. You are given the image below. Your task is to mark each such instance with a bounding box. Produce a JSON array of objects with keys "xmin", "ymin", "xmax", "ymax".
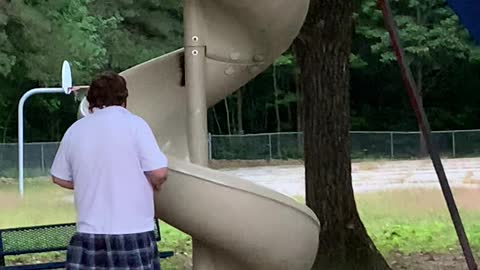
[
  {"xmin": 390, "ymin": 132, "xmax": 394, "ymax": 159},
  {"xmin": 452, "ymin": 131, "xmax": 456, "ymax": 158},
  {"xmin": 40, "ymin": 143, "xmax": 45, "ymax": 173},
  {"xmin": 208, "ymin": 133, "xmax": 212, "ymax": 161},
  {"xmin": 268, "ymin": 134, "xmax": 272, "ymax": 160}
]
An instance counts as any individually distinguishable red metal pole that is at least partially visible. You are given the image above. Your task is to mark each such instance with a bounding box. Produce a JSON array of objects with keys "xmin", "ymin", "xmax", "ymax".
[{"xmin": 377, "ymin": 1, "xmax": 478, "ymax": 269}]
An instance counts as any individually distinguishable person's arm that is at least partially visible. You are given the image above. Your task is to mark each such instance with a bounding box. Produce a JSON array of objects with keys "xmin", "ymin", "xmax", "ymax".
[
  {"xmin": 136, "ymin": 118, "xmax": 169, "ymax": 191},
  {"xmin": 145, "ymin": 168, "xmax": 168, "ymax": 191},
  {"xmin": 52, "ymin": 176, "xmax": 74, "ymax": 190},
  {"xmin": 50, "ymin": 130, "xmax": 74, "ymax": 190}
]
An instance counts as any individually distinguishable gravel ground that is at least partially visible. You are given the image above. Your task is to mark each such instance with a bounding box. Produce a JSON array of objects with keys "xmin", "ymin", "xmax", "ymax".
[{"xmin": 219, "ymin": 157, "xmax": 480, "ymax": 197}]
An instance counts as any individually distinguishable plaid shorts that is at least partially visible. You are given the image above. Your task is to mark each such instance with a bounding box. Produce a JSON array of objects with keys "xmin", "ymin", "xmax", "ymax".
[{"xmin": 65, "ymin": 231, "xmax": 161, "ymax": 270}]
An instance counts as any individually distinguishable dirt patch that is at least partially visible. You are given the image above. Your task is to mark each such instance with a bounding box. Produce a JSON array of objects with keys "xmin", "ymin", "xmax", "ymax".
[
  {"xmin": 388, "ymin": 252, "xmax": 473, "ymax": 270},
  {"xmin": 357, "ymin": 187, "xmax": 480, "ymax": 215},
  {"xmin": 449, "ymin": 188, "xmax": 480, "ymax": 212},
  {"xmin": 356, "ymin": 161, "xmax": 381, "ymax": 171},
  {"xmin": 0, "ymin": 191, "xmax": 21, "ymax": 210}
]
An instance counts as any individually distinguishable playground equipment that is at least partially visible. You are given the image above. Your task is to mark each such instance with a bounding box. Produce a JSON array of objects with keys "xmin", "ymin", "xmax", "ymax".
[
  {"xmin": 17, "ymin": 61, "xmax": 74, "ymax": 197},
  {"xmin": 17, "ymin": 61, "xmax": 88, "ymax": 197},
  {"xmin": 78, "ymin": 0, "xmax": 320, "ymax": 269}
]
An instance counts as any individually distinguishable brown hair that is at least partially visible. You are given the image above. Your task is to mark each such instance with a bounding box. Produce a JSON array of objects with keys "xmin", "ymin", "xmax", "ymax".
[{"xmin": 87, "ymin": 71, "xmax": 128, "ymax": 112}]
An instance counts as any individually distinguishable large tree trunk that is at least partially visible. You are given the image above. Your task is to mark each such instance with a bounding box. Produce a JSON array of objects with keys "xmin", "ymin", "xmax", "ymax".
[{"xmin": 293, "ymin": 0, "xmax": 391, "ymax": 269}]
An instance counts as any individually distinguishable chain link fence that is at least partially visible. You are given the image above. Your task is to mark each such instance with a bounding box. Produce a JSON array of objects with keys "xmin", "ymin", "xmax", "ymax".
[
  {"xmin": 0, "ymin": 142, "xmax": 60, "ymax": 178},
  {"xmin": 1, "ymin": 130, "xmax": 480, "ymax": 178},
  {"xmin": 210, "ymin": 130, "xmax": 480, "ymax": 161},
  {"xmin": 210, "ymin": 132, "xmax": 304, "ymax": 160}
]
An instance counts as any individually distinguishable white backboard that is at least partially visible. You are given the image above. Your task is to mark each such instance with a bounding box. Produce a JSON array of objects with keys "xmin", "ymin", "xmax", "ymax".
[{"xmin": 62, "ymin": 61, "xmax": 72, "ymax": 94}]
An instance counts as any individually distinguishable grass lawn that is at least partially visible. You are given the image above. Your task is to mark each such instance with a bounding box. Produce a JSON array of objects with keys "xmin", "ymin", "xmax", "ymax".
[
  {"xmin": 0, "ymin": 179, "xmax": 191, "ymax": 270},
  {"xmin": 357, "ymin": 188, "xmax": 480, "ymax": 255},
  {"xmin": 357, "ymin": 188, "xmax": 480, "ymax": 269},
  {"xmin": 2, "ymin": 179, "xmax": 480, "ymax": 269}
]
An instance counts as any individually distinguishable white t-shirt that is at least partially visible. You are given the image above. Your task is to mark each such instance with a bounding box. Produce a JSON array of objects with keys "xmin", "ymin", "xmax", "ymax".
[{"xmin": 50, "ymin": 106, "xmax": 168, "ymax": 234}]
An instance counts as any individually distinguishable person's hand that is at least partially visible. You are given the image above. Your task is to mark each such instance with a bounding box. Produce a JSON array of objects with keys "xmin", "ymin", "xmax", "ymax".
[
  {"xmin": 152, "ymin": 183, "xmax": 162, "ymax": 191},
  {"xmin": 152, "ymin": 177, "xmax": 167, "ymax": 191},
  {"xmin": 145, "ymin": 170, "xmax": 167, "ymax": 192}
]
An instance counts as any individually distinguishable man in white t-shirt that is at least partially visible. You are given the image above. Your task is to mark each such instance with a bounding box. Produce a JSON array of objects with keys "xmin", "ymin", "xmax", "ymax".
[{"xmin": 50, "ymin": 72, "xmax": 168, "ymax": 270}]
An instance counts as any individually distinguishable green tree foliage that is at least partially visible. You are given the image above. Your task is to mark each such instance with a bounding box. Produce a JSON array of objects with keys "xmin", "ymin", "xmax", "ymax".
[
  {"xmin": 0, "ymin": 0, "xmax": 182, "ymax": 142},
  {"xmin": 356, "ymin": 0, "xmax": 474, "ymax": 92},
  {"xmin": 358, "ymin": 0, "xmax": 473, "ymax": 58},
  {"xmin": 0, "ymin": 0, "xmax": 116, "ymax": 142},
  {"xmin": 1, "ymin": 0, "xmax": 480, "ymax": 143},
  {"xmin": 356, "ymin": 0, "xmax": 476, "ymax": 155},
  {"xmin": 90, "ymin": 0, "xmax": 183, "ymax": 71},
  {"xmin": 350, "ymin": 0, "xmax": 480, "ymax": 132},
  {"xmin": 5, "ymin": 0, "xmax": 113, "ymax": 84}
]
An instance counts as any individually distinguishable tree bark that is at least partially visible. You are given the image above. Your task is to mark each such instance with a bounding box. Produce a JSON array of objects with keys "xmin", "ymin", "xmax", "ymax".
[
  {"xmin": 212, "ymin": 107, "xmax": 223, "ymax": 134},
  {"xmin": 294, "ymin": 66, "xmax": 303, "ymax": 154},
  {"xmin": 287, "ymin": 102, "xmax": 293, "ymax": 126},
  {"xmin": 417, "ymin": 63, "xmax": 428, "ymax": 157},
  {"xmin": 295, "ymin": 66, "xmax": 303, "ymax": 133},
  {"xmin": 236, "ymin": 88, "xmax": 244, "ymax": 134},
  {"xmin": 415, "ymin": 6, "xmax": 427, "ymax": 158},
  {"xmin": 293, "ymin": 0, "xmax": 391, "ymax": 269},
  {"xmin": 273, "ymin": 64, "xmax": 282, "ymax": 158},
  {"xmin": 1, "ymin": 106, "xmax": 14, "ymax": 143},
  {"xmin": 264, "ymin": 103, "xmax": 269, "ymax": 130},
  {"xmin": 273, "ymin": 65, "xmax": 281, "ymax": 134},
  {"xmin": 224, "ymin": 98, "xmax": 232, "ymax": 135}
]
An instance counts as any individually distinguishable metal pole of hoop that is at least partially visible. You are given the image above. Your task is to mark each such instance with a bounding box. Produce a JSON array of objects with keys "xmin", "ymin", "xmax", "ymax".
[{"xmin": 17, "ymin": 61, "xmax": 86, "ymax": 197}]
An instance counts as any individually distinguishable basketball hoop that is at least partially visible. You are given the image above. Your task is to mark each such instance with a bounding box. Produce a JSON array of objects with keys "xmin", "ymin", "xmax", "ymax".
[
  {"xmin": 61, "ymin": 61, "xmax": 73, "ymax": 94},
  {"xmin": 18, "ymin": 60, "xmax": 88, "ymax": 197},
  {"xmin": 69, "ymin": 86, "xmax": 89, "ymax": 102}
]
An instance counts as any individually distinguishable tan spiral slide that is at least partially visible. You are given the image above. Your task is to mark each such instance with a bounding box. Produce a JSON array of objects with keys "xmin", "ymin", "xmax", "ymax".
[{"xmin": 79, "ymin": 0, "xmax": 320, "ymax": 269}]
